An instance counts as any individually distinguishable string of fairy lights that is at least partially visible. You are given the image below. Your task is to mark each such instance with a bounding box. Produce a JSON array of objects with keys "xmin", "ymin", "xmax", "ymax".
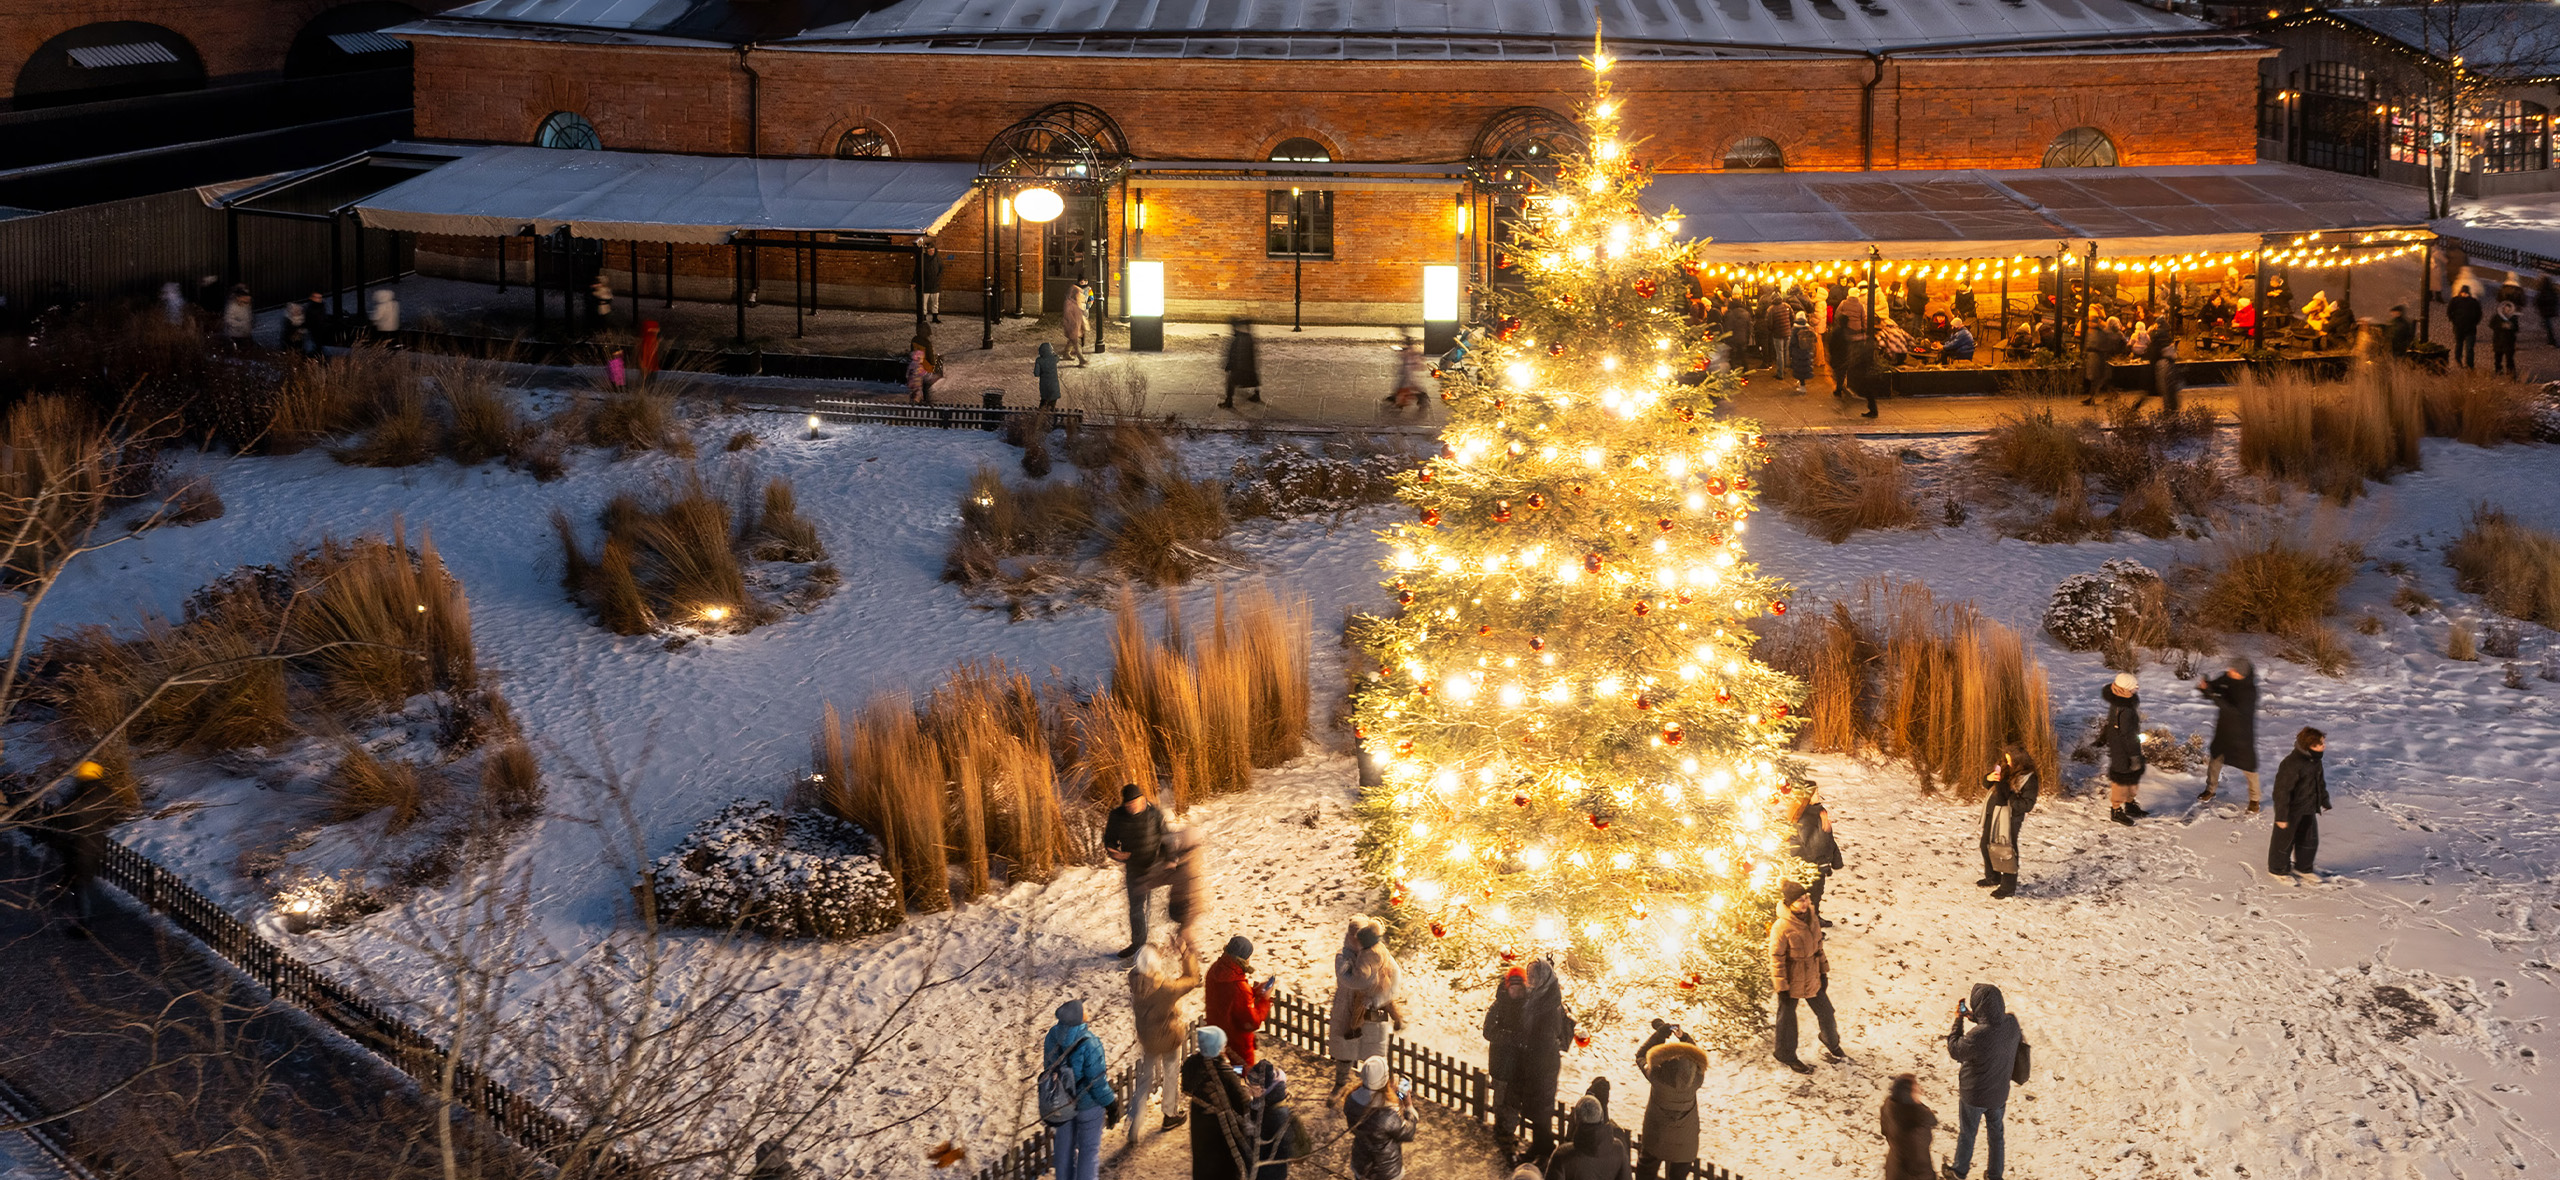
[{"xmin": 1693, "ymin": 231, "xmax": 2436, "ymax": 293}]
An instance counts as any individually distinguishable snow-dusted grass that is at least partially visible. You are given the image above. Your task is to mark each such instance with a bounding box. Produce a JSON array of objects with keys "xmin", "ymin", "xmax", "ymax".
[{"xmin": 20, "ymin": 403, "xmax": 2560, "ymax": 1179}]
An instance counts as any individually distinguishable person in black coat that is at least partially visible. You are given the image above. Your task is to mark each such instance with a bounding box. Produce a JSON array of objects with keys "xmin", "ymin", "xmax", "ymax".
[
  {"xmin": 1946, "ymin": 984, "xmax": 2023, "ymax": 1180},
  {"xmin": 1502, "ymin": 959, "xmax": 1574, "ymax": 1167},
  {"xmin": 2097, "ymin": 673, "xmax": 2147, "ymax": 826},
  {"xmin": 2446, "ymin": 284, "xmax": 2482, "ymax": 368},
  {"xmin": 1977, "ymin": 746, "xmax": 2039, "ymax": 899},
  {"xmin": 1243, "ymin": 1060, "xmax": 1302, "ymax": 1180},
  {"xmin": 1482, "ymin": 967, "xmax": 1529, "ymax": 1158},
  {"xmin": 2197, "ymin": 657, "xmax": 2261, "ymax": 813},
  {"xmin": 1104, "ymin": 783, "xmax": 1169, "ymax": 958},
  {"xmin": 1183, "ymin": 1027, "xmax": 1255, "ymax": 1180},
  {"xmin": 2536, "ymin": 276, "xmax": 2559, "ymax": 346},
  {"xmin": 2490, "ymin": 300, "xmax": 2521, "ymax": 375},
  {"xmin": 916, "ymin": 238, "xmax": 944, "ymax": 323},
  {"xmin": 1789, "ymin": 786, "xmax": 1843, "ymax": 924},
  {"xmin": 1222, "ymin": 320, "xmax": 1261, "ymax": 408},
  {"xmin": 2268, "ymin": 728, "xmax": 2332, "ymax": 879}
]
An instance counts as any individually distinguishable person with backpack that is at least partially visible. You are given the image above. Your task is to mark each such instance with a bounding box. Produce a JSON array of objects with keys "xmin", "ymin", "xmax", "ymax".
[
  {"xmin": 2097, "ymin": 672, "xmax": 2147, "ymax": 826},
  {"xmin": 2269, "ymin": 727, "xmax": 2332, "ymax": 880},
  {"xmin": 1634, "ymin": 1020, "xmax": 1707, "ymax": 1180},
  {"xmin": 1946, "ymin": 984, "xmax": 2024, "ymax": 1180},
  {"xmin": 1244, "ymin": 1060, "xmax": 1308, "ymax": 1180},
  {"xmin": 1040, "ymin": 999, "xmax": 1119, "ymax": 1180},
  {"xmin": 1337, "ymin": 1057, "xmax": 1417, "ymax": 1180},
  {"xmin": 1977, "ymin": 745, "xmax": 2040, "ymax": 900},
  {"xmin": 1105, "ymin": 783, "xmax": 1169, "ymax": 958},
  {"xmin": 1129, "ymin": 942, "xmax": 1205, "ymax": 1143},
  {"xmin": 1182, "ymin": 1026, "xmax": 1256, "ymax": 1180},
  {"xmin": 2197, "ymin": 657, "xmax": 2261, "ymax": 813}
]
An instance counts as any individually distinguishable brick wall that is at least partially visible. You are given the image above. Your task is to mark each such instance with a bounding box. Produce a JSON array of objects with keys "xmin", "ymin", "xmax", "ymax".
[
  {"xmin": 4, "ymin": 0, "xmax": 444, "ymax": 102},
  {"xmin": 402, "ymin": 36, "xmax": 2270, "ymax": 314}
]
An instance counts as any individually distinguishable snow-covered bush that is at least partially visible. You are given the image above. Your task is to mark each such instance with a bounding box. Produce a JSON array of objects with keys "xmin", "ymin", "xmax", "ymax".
[
  {"xmin": 2043, "ymin": 559, "xmax": 2160, "ymax": 651},
  {"xmin": 646, "ymin": 799, "xmax": 902, "ymax": 939},
  {"xmin": 1227, "ymin": 443, "xmax": 1414, "ymax": 518}
]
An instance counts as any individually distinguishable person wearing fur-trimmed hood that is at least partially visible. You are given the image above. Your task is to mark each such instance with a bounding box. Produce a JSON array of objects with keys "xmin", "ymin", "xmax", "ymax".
[
  {"xmin": 1635, "ymin": 1019, "xmax": 1709, "ymax": 1179},
  {"xmin": 1328, "ymin": 916, "xmax": 1403, "ymax": 1093}
]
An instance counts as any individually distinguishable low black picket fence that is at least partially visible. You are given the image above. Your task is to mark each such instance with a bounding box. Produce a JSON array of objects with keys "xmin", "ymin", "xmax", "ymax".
[
  {"xmin": 972, "ymin": 986, "xmax": 1748, "ymax": 1180},
  {"xmin": 811, "ymin": 391, "xmax": 1083, "ymax": 433},
  {"xmin": 91, "ymin": 843, "xmax": 596, "ymax": 1170}
]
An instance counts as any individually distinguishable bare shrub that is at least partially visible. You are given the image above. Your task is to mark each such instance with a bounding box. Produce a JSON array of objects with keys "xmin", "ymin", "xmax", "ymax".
[
  {"xmin": 585, "ymin": 389, "xmax": 680, "ymax": 454},
  {"xmin": 2195, "ymin": 518, "xmax": 2357, "ymax": 637},
  {"xmin": 1226, "ymin": 441, "xmax": 1415, "ymax": 518},
  {"xmin": 1104, "ymin": 467, "xmax": 1229, "ymax": 585},
  {"xmin": 480, "ymin": 740, "xmax": 543, "ymax": 823},
  {"xmin": 724, "ymin": 430, "xmax": 759, "ymax": 452},
  {"xmin": 1759, "ymin": 436, "xmax": 1919, "ymax": 543},
  {"xmin": 335, "ymin": 386, "xmax": 440, "ymax": 468},
  {"xmin": 161, "ymin": 479, "xmax": 225, "ymax": 525},
  {"xmin": 748, "ymin": 476, "xmax": 825, "ymax": 563},
  {"xmin": 2447, "ymin": 505, "xmax": 2560, "ymax": 627},
  {"xmin": 319, "ymin": 742, "xmax": 434, "ymax": 831},
  {"xmin": 2393, "ymin": 583, "xmax": 2437, "ymax": 615},
  {"xmin": 2275, "ymin": 622, "xmax": 2357, "ymax": 676},
  {"xmin": 437, "ymin": 359, "xmax": 526, "ymax": 466},
  {"xmin": 2354, "ymin": 611, "xmax": 2385, "ymax": 635},
  {"xmin": 1976, "ymin": 409, "xmax": 2091, "ymax": 496}
]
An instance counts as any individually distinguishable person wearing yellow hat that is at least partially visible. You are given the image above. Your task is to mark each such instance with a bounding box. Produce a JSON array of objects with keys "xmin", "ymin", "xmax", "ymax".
[{"xmin": 45, "ymin": 757, "xmax": 120, "ymax": 936}]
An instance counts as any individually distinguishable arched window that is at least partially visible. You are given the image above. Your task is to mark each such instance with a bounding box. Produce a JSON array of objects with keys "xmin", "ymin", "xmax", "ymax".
[
  {"xmin": 1267, "ymin": 138, "xmax": 1334, "ymax": 260},
  {"xmin": 535, "ymin": 111, "xmax": 601, "ymax": 150},
  {"xmin": 1723, "ymin": 136, "xmax": 1784, "ymax": 171},
  {"xmin": 835, "ymin": 122, "xmax": 894, "ymax": 158},
  {"xmin": 284, "ymin": 2, "xmax": 421, "ymax": 78},
  {"xmin": 2043, "ymin": 127, "xmax": 2118, "ymax": 169},
  {"xmin": 13, "ymin": 22, "xmax": 205, "ymax": 110}
]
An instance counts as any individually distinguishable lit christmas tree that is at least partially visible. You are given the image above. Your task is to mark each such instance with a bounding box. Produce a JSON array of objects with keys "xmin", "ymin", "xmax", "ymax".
[{"xmin": 1352, "ymin": 45, "xmax": 1805, "ymax": 1031}]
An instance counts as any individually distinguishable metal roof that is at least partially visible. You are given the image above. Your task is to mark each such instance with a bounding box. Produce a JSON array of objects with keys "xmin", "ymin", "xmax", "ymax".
[
  {"xmin": 347, "ymin": 145, "xmax": 981, "ymax": 242},
  {"xmin": 421, "ymin": 0, "xmax": 2238, "ymax": 57},
  {"xmin": 1645, "ymin": 163, "xmax": 2432, "ymax": 260},
  {"xmin": 2319, "ymin": 5, "xmax": 2560, "ymax": 78}
]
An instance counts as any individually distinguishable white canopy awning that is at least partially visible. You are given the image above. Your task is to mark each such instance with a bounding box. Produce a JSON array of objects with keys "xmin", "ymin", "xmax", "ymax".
[
  {"xmin": 1645, "ymin": 164, "xmax": 2432, "ymax": 263},
  {"xmin": 349, "ymin": 146, "xmax": 982, "ymax": 244}
]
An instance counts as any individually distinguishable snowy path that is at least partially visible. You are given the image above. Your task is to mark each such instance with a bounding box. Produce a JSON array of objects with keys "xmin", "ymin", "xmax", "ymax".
[{"xmin": 22, "ymin": 407, "xmax": 2560, "ymax": 1178}]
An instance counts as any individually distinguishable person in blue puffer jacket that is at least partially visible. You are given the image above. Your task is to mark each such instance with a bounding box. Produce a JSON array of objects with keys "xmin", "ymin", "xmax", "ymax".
[{"xmin": 1044, "ymin": 999, "xmax": 1120, "ymax": 1180}]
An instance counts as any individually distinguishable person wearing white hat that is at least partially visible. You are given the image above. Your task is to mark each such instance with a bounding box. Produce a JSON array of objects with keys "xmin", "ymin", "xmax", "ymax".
[
  {"xmin": 2096, "ymin": 673, "xmax": 2147, "ymax": 826},
  {"xmin": 1337, "ymin": 1056, "xmax": 1415, "ymax": 1180}
]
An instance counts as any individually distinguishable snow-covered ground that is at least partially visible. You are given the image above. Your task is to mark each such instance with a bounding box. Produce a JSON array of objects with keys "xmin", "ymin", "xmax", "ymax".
[{"xmin": 25, "ymin": 400, "xmax": 2560, "ymax": 1179}]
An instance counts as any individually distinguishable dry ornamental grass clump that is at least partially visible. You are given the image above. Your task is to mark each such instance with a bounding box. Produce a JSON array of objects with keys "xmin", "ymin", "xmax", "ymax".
[
  {"xmin": 318, "ymin": 742, "xmax": 435, "ymax": 832},
  {"xmin": 1759, "ymin": 436, "xmax": 1919, "ymax": 543},
  {"xmin": 2446, "ymin": 505, "xmax": 2560, "ymax": 628},
  {"xmin": 2235, "ymin": 367, "xmax": 2427, "ymax": 502},
  {"xmin": 2195, "ymin": 518, "xmax": 2358, "ymax": 638},
  {"xmin": 556, "ymin": 469, "xmax": 830, "ymax": 636},
  {"xmin": 1754, "ymin": 577, "xmax": 2058, "ymax": 798},
  {"xmin": 946, "ymin": 421, "xmax": 1239, "ymax": 612}
]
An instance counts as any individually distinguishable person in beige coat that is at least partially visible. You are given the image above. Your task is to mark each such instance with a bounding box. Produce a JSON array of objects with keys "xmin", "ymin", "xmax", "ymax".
[
  {"xmin": 1328, "ymin": 916, "xmax": 1403, "ymax": 1093},
  {"xmin": 1128, "ymin": 941, "xmax": 1205, "ymax": 1143},
  {"xmin": 1769, "ymin": 880, "xmax": 1842, "ymax": 1073}
]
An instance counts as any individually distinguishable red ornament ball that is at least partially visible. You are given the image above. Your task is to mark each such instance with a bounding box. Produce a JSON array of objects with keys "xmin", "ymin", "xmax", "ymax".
[
  {"xmin": 1493, "ymin": 501, "xmax": 1513, "ymax": 523},
  {"xmin": 1584, "ymin": 552, "xmax": 1603, "ymax": 573},
  {"xmin": 1636, "ymin": 277, "xmax": 1659, "ymax": 299},
  {"xmin": 1587, "ymin": 814, "xmax": 1610, "ymax": 831},
  {"xmin": 1431, "ymin": 922, "xmax": 1448, "ymax": 937},
  {"xmin": 1715, "ymin": 686, "xmax": 1732, "ymax": 704},
  {"xmin": 1633, "ymin": 600, "xmax": 1651, "ymax": 617},
  {"xmin": 1527, "ymin": 492, "xmax": 1546, "ymax": 510},
  {"xmin": 1477, "ymin": 624, "xmax": 1492, "ymax": 636},
  {"xmin": 1663, "ymin": 722, "xmax": 1684, "ymax": 745},
  {"xmin": 1530, "ymin": 636, "xmax": 1545, "ymax": 651},
  {"xmin": 1735, "ymin": 476, "xmax": 1753, "ymax": 491},
  {"xmin": 1417, "ymin": 466, "xmax": 1434, "ymax": 483},
  {"xmin": 1775, "ymin": 703, "xmax": 1791, "ymax": 718},
  {"xmin": 1704, "ymin": 477, "xmax": 1728, "ymax": 495},
  {"xmin": 1420, "ymin": 507, "xmax": 1441, "ymax": 526},
  {"xmin": 1397, "ymin": 590, "xmax": 1415, "ymax": 605},
  {"xmin": 1657, "ymin": 518, "xmax": 1674, "ymax": 533},
  {"xmin": 1635, "ymin": 693, "xmax": 1653, "ymax": 710},
  {"xmin": 1513, "ymin": 794, "xmax": 1529, "ymax": 807},
  {"xmin": 1678, "ymin": 406, "xmax": 1696, "ymax": 422},
  {"xmin": 1771, "ymin": 600, "xmax": 1789, "ymax": 616},
  {"xmin": 1548, "ymin": 341, "xmax": 1568, "ymax": 357}
]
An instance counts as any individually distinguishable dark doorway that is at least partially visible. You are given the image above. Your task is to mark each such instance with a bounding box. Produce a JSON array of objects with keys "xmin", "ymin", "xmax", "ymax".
[
  {"xmin": 1041, "ymin": 193, "xmax": 1100, "ymax": 317},
  {"xmin": 2297, "ymin": 61, "xmax": 2379, "ymax": 177}
]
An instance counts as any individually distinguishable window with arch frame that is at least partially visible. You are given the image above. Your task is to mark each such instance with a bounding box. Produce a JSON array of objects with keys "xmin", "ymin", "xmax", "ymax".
[
  {"xmin": 1723, "ymin": 136, "xmax": 1783, "ymax": 171},
  {"xmin": 2042, "ymin": 126, "xmax": 2117, "ymax": 168},
  {"xmin": 535, "ymin": 111, "xmax": 600, "ymax": 150},
  {"xmin": 835, "ymin": 123, "xmax": 893, "ymax": 158},
  {"xmin": 1266, "ymin": 137, "xmax": 1334, "ymax": 259}
]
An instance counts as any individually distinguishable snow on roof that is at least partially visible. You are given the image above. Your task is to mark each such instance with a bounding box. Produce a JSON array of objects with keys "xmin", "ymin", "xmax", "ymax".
[
  {"xmin": 422, "ymin": 0, "xmax": 2237, "ymax": 57},
  {"xmin": 1645, "ymin": 163, "xmax": 2432, "ymax": 261},
  {"xmin": 348, "ymin": 146, "xmax": 981, "ymax": 243},
  {"xmin": 2320, "ymin": 5, "xmax": 2560, "ymax": 78}
]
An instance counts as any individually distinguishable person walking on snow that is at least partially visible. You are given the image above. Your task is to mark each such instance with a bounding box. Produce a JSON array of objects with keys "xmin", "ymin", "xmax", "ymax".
[
  {"xmin": 1635, "ymin": 1019, "xmax": 1708, "ymax": 1180},
  {"xmin": 1183, "ymin": 1026, "xmax": 1256, "ymax": 1180},
  {"xmin": 2535, "ymin": 275, "xmax": 2558, "ymax": 346},
  {"xmin": 1129, "ymin": 942, "xmax": 1205, "ymax": 1143},
  {"xmin": 370, "ymin": 288, "xmax": 400, "ymax": 341},
  {"xmin": 1223, "ymin": 319, "xmax": 1261, "ymax": 408},
  {"xmin": 1206, "ymin": 936, "xmax": 1275, "ymax": 1069},
  {"xmin": 1787, "ymin": 784, "xmax": 1842, "ymax": 923},
  {"xmin": 916, "ymin": 237, "xmax": 944, "ymax": 323},
  {"xmin": 1328, "ymin": 917, "xmax": 1403, "ymax": 1094},
  {"xmin": 1769, "ymin": 879, "xmax": 1844, "ymax": 1073},
  {"xmin": 1034, "ymin": 341, "xmax": 1063, "ymax": 409},
  {"xmin": 2098, "ymin": 672, "xmax": 2148, "ymax": 826},
  {"xmin": 2491, "ymin": 300, "xmax": 2521, "ymax": 375},
  {"xmin": 2268, "ymin": 727, "xmax": 2332, "ymax": 880},
  {"xmin": 222, "ymin": 285, "xmax": 255, "ymax": 352},
  {"xmin": 1042, "ymin": 1000, "xmax": 1119, "ymax": 1180},
  {"xmin": 2197, "ymin": 657, "xmax": 2261, "ymax": 812},
  {"xmin": 2446, "ymin": 284, "xmax": 2482, "ymax": 369},
  {"xmin": 1162, "ymin": 827, "xmax": 1211, "ymax": 953},
  {"xmin": 1104, "ymin": 783, "xmax": 1168, "ymax": 958},
  {"xmin": 1946, "ymin": 984, "xmax": 2023, "ymax": 1180},
  {"xmin": 1881, "ymin": 1073, "xmax": 1936, "ymax": 1180},
  {"xmin": 1977, "ymin": 744, "xmax": 2039, "ymax": 899},
  {"xmin": 1337, "ymin": 1057, "xmax": 1416, "ymax": 1180},
  {"xmin": 1788, "ymin": 310, "xmax": 1815, "ymax": 393}
]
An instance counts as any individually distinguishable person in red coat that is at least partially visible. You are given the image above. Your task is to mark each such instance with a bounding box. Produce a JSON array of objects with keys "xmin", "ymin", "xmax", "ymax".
[{"xmin": 1205, "ymin": 936, "xmax": 1275, "ymax": 1069}]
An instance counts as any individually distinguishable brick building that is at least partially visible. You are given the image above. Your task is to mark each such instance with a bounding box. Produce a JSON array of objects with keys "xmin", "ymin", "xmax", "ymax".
[{"xmin": 385, "ymin": 0, "xmax": 2271, "ymax": 324}]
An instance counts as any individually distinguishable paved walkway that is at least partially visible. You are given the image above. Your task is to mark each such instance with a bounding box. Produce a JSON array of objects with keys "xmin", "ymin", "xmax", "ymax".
[{"xmin": 353, "ymin": 269, "xmax": 2560, "ymax": 438}]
